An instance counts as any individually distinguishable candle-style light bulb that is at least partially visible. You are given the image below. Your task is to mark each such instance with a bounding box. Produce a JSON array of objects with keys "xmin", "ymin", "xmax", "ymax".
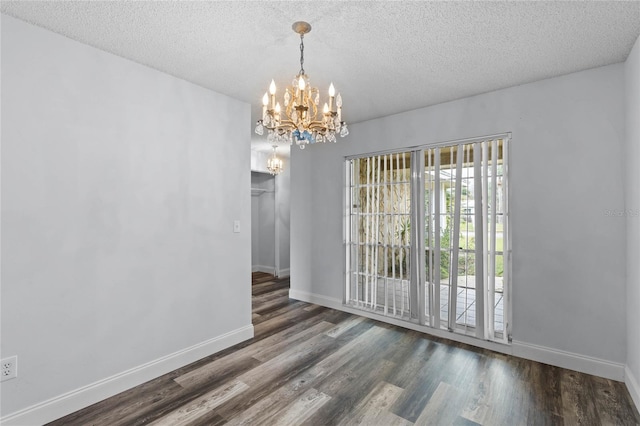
[
  {"xmin": 298, "ymin": 75, "xmax": 306, "ymax": 91},
  {"xmin": 323, "ymin": 103, "xmax": 329, "ymax": 114},
  {"xmin": 261, "ymin": 92, "xmax": 269, "ymax": 120},
  {"xmin": 269, "ymin": 80, "xmax": 277, "ymax": 110},
  {"xmin": 275, "ymin": 102, "xmax": 281, "ymax": 113},
  {"xmin": 328, "ymin": 83, "xmax": 335, "ymax": 110}
]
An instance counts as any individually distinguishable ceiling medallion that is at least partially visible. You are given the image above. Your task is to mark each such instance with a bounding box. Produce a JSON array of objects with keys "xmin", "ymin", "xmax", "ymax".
[{"xmin": 255, "ymin": 21, "xmax": 348, "ymax": 149}]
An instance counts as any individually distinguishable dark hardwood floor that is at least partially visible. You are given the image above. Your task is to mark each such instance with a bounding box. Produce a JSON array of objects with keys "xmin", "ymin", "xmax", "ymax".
[{"xmin": 48, "ymin": 272, "xmax": 640, "ymax": 425}]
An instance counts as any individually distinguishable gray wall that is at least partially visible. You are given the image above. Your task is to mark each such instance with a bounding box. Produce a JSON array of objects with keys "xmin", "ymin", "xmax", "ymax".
[
  {"xmin": 1, "ymin": 16, "xmax": 252, "ymax": 416},
  {"xmin": 626, "ymin": 35, "xmax": 640, "ymax": 403},
  {"xmin": 275, "ymin": 156, "xmax": 291, "ymax": 274},
  {"xmin": 291, "ymin": 63, "xmax": 627, "ymax": 365}
]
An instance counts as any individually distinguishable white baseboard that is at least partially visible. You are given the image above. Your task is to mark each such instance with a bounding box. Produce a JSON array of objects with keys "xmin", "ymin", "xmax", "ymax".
[
  {"xmin": 0, "ymin": 325, "xmax": 254, "ymax": 426},
  {"xmin": 626, "ymin": 365, "xmax": 640, "ymax": 413},
  {"xmin": 511, "ymin": 340, "xmax": 625, "ymax": 381},
  {"xmin": 252, "ymin": 266, "xmax": 288, "ymax": 277},
  {"xmin": 252, "ymin": 265, "xmax": 275, "ymax": 275},
  {"xmin": 289, "ymin": 289, "xmax": 626, "ymax": 382},
  {"xmin": 277, "ymin": 268, "xmax": 290, "ymax": 278},
  {"xmin": 289, "ymin": 289, "xmax": 341, "ymax": 309}
]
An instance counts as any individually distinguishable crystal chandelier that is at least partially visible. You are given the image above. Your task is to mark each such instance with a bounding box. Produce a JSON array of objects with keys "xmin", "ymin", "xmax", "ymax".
[
  {"xmin": 255, "ymin": 21, "xmax": 349, "ymax": 149},
  {"xmin": 267, "ymin": 145, "xmax": 284, "ymax": 175}
]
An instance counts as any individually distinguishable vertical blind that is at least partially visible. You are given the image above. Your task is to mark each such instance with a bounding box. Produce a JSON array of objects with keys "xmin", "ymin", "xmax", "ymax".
[
  {"xmin": 347, "ymin": 152, "xmax": 413, "ymax": 319},
  {"xmin": 346, "ymin": 135, "xmax": 510, "ymax": 343}
]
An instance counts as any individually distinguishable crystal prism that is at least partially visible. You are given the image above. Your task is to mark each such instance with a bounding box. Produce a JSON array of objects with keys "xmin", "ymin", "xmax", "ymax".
[
  {"xmin": 340, "ymin": 124, "xmax": 349, "ymax": 137},
  {"xmin": 336, "ymin": 93, "xmax": 342, "ymax": 107},
  {"xmin": 255, "ymin": 123, "xmax": 264, "ymax": 135}
]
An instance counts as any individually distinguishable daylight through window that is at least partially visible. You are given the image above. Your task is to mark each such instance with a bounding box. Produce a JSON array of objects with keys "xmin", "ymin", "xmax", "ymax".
[{"xmin": 346, "ymin": 135, "xmax": 511, "ymax": 343}]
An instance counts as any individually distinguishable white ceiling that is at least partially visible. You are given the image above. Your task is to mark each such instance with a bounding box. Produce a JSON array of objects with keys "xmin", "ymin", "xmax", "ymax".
[{"xmin": 2, "ymin": 1, "xmax": 639, "ymax": 154}]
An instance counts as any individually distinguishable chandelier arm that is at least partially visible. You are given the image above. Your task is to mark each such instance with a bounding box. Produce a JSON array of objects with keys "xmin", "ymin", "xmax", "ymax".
[
  {"xmin": 275, "ymin": 120, "xmax": 296, "ymax": 129},
  {"xmin": 310, "ymin": 102, "xmax": 318, "ymax": 122},
  {"xmin": 308, "ymin": 122, "xmax": 332, "ymax": 129},
  {"xmin": 285, "ymin": 102, "xmax": 294, "ymax": 120}
]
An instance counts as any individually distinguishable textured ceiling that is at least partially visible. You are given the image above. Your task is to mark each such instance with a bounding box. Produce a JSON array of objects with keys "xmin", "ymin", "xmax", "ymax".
[{"xmin": 2, "ymin": 1, "xmax": 640, "ymax": 153}]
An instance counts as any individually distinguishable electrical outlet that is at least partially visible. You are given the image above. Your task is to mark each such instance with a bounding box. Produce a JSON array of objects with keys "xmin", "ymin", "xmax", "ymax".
[{"xmin": 1, "ymin": 356, "xmax": 18, "ymax": 382}]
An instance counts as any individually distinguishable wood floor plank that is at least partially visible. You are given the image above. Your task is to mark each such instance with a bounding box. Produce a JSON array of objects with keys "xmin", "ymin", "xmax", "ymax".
[
  {"xmin": 325, "ymin": 315, "xmax": 366, "ymax": 338},
  {"xmin": 253, "ymin": 295, "xmax": 291, "ymax": 316},
  {"xmin": 252, "ymin": 287, "xmax": 290, "ymax": 305},
  {"xmin": 172, "ymin": 351, "xmax": 261, "ymax": 389},
  {"xmin": 461, "ymin": 355, "xmax": 531, "ymax": 426},
  {"xmin": 561, "ymin": 369, "xmax": 601, "ymax": 425},
  {"xmin": 114, "ymin": 356, "xmax": 261, "ymax": 426},
  {"xmin": 251, "ymin": 280, "xmax": 289, "ymax": 295},
  {"xmin": 46, "ymin": 274, "xmax": 640, "ymax": 426},
  {"xmin": 304, "ymin": 358, "xmax": 398, "ymax": 425},
  {"xmin": 174, "ymin": 320, "xmax": 333, "ymax": 389},
  {"xmin": 390, "ymin": 342, "xmax": 450, "ymax": 422},
  {"xmin": 147, "ymin": 380, "xmax": 249, "ymax": 426},
  {"xmin": 522, "ymin": 360, "xmax": 564, "ymax": 425},
  {"xmin": 235, "ymin": 333, "xmax": 337, "ymax": 388},
  {"xmin": 184, "ymin": 412, "xmax": 227, "ymax": 426},
  {"xmin": 227, "ymin": 323, "xmax": 399, "ymax": 426},
  {"xmin": 315, "ymin": 308, "xmax": 353, "ymax": 325},
  {"xmin": 303, "ymin": 304, "xmax": 323, "ymax": 312},
  {"xmin": 459, "ymin": 355, "xmax": 502, "ymax": 424},
  {"xmin": 414, "ymin": 381, "xmax": 468, "ymax": 426},
  {"xmin": 303, "ymin": 326, "xmax": 408, "ymax": 423},
  {"xmin": 252, "ymin": 309, "xmax": 304, "ymax": 338},
  {"xmin": 268, "ymin": 388, "xmax": 332, "ymax": 426},
  {"xmin": 210, "ymin": 334, "xmax": 345, "ymax": 421},
  {"xmin": 338, "ymin": 381, "xmax": 410, "ymax": 426},
  {"xmin": 223, "ymin": 371, "xmax": 319, "ymax": 426},
  {"xmin": 592, "ymin": 375, "xmax": 640, "ymax": 425},
  {"xmin": 251, "ymin": 299, "xmax": 309, "ymax": 325},
  {"xmin": 46, "ymin": 376, "xmax": 185, "ymax": 426},
  {"xmin": 252, "ymin": 321, "xmax": 336, "ymax": 362},
  {"xmin": 452, "ymin": 416, "xmax": 482, "ymax": 426},
  {"xmin": 309, "ymin": 323, "xmax": 392, "ymax": 378},
  {"xmin": 385, "ymin": 337, "xmax": 437, "ymax": 388}
]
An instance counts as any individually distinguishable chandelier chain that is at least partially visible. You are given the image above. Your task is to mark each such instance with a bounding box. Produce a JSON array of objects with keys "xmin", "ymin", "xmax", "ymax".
[{"xmin": 299, "ymin": 34, "xmax": 305, "ymax": 75}]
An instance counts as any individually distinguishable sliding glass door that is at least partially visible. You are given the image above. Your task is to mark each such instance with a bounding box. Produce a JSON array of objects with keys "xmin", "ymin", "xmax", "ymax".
[
  {"xmin": 346, "ymin": 152, "xmax": 414, "ymax": 320},
  {"xmin": 346, "ymin": 135, "xmax": 510, "ymax": 343}
]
